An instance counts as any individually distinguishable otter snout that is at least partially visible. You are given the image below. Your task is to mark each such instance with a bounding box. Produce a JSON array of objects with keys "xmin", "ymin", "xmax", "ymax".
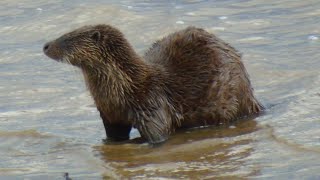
[
  {"xmin": 43, "ymin": 42, "xmax": 50, "ymax": 53},
  {"xmin": 43, "ymin": 41, "xmax": 63, "ymax": 61}
]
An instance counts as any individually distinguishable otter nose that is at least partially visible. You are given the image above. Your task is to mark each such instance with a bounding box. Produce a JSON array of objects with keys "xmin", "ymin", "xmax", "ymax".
[{"xmin": 43, "ymin": 42, "xmax": 50, "ymax": 53}]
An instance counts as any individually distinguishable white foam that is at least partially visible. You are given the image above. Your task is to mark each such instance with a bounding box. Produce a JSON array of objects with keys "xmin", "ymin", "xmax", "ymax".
[
  {"xmin": 186, "ymin": 12, "xmax": 195, "ymax": 16},
  {"xmin": 308, "ymin": 35, "xmax": 318, "ymax": 41},
  {"xmin": 176, "ymin": 20, "xmax": 185, "ymax": 25},
  {"xmin": 238, "ymin": 37, "xmax": 265, "ymax": 42}
]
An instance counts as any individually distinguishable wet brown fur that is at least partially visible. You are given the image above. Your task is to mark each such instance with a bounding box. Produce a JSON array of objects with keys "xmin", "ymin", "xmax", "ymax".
[{"xmin": 43, "ymin": 24, "xmax": 263, "ymax": 144}]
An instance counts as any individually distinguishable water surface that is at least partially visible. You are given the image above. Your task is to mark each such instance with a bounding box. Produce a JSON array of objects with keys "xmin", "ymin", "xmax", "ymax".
[{"xmin": 0, "ymin": 0, "xmax": 320, "ymax": 179}]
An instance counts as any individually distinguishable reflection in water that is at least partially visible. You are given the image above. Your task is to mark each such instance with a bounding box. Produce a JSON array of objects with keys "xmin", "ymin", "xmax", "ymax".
[{"xmin": 97, "ymin": 120, "xmax": 260, "ymax": 179}]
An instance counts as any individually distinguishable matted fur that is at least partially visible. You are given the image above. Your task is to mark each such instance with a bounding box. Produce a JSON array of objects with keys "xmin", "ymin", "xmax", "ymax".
[{"xmin": 43, "ymin": 25, "xmax": 263, "ymax": 144}]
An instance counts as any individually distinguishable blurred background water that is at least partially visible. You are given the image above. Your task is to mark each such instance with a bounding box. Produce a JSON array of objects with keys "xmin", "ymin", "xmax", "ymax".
[{"xmin": 0, "ymin": 0, "xmax": 320, "ymax": 179}]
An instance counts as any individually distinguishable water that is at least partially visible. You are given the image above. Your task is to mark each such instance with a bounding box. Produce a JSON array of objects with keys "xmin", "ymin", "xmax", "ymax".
[{"xmin": 1, "ymin": 0, "xmax": 320, "ymax": 179}]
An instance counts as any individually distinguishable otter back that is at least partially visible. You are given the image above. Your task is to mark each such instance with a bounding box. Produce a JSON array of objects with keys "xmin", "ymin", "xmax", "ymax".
[{"xmin": 43, "ymin": 25, "xmax": 263, "ymax": 144}]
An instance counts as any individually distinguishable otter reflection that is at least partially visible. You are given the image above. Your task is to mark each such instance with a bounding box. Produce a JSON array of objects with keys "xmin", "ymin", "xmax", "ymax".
[{"xmin": 95, "ymin": 119, "xmax": 260, "ymax": 179}]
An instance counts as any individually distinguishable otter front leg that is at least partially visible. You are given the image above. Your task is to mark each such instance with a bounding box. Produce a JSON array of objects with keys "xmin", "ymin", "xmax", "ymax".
[
  {"xmin": 133, "ymin": 108, "xmax": 174, "ymax": 144},
  {"xmin": 135, "ymin": 120, "xmax": 170, "ymax": 144},
  {"xmin": 98, "ymin": 110, "xmax": 132, "ymax": 141},
  {"xmin": 103, "ymin": 121, "xmax": 132, "ymax": 141}
]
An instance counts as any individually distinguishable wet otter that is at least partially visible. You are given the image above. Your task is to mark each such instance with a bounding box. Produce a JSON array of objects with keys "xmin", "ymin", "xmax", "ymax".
[{"xmin": 43, "ymin": 24, "xmax": 263, "ymax": 144}]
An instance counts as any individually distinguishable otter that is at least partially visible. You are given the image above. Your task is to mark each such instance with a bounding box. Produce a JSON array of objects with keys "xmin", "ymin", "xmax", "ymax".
[{"xmin": 43, "ymin": 24, "xmax": 263, "ymax": 144}]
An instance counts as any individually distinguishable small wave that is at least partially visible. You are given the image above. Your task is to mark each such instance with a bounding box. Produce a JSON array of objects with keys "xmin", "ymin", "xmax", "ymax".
[
  {"xmin": 0, "ymin": 129, "xmax": 51, "ymax": 138},
  {"xmin": 0, "ymin": 168, "xmax": 31, "ymax": 175},
  {"xmin": 0, "ymin": 109, "xmax": 49, "ymax": 117},
  {"xmin": 238, "ymin": 37, "xmax": 266, "ymax": 42},
  {"xmin": 262, "ymin": 125, "xmax": 320, "ymax": 154}
]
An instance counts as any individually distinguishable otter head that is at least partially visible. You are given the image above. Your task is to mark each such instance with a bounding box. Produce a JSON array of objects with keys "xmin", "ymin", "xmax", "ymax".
[{"xmin": 43, "ymin": 24, "xmax": 127, "ymax": 68}]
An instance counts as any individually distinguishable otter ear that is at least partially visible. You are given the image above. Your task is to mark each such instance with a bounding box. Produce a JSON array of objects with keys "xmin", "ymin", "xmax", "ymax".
[{"xmin": 91, "ymin": 31, "xmax": 101, "ymax": 42}]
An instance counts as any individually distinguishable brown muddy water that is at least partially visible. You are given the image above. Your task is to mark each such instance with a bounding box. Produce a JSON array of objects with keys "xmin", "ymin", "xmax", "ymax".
[{"xmin": 0, "ymin": 0, "xmax": 320, "ymax": 179}]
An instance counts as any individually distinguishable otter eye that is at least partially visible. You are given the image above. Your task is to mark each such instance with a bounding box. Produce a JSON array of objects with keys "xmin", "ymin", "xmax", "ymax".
[{"xmin": 91, "ymin": 31, "xmax": 101, "ymax": 42}]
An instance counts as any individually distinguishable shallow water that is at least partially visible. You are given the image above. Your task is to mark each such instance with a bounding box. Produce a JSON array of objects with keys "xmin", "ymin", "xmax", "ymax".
[{"xmin": 0, "ymin": 0, "xmax": 320, "ymax": 179}]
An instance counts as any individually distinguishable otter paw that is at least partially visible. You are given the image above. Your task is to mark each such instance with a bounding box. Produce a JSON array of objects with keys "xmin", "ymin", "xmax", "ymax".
[{"xmin": 136, "ymin": 120, "xmax": 171, "ymax": 144}]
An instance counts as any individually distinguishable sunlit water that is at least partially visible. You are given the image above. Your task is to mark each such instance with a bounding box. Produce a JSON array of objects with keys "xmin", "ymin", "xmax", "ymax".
[{"xmin": 1, "ymin": 0, "xmax": 320, "ymax": 179}]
